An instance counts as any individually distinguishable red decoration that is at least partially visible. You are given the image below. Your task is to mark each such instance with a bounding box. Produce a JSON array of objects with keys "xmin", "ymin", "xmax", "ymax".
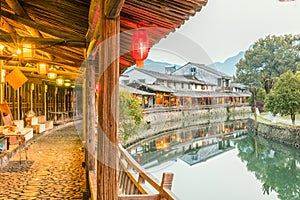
[
  {"xmin": 95, "ymin": 82, "xmax": 100, "ymax": 94},
  {"xmin": 131, "ymin": 29, "xmax": 150, "ymax": 68}
]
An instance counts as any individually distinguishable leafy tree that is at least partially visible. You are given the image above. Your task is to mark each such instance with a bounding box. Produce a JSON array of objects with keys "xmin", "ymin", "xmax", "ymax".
[
  {"xmin": 119, "ymin": 90, "xmax": 144, "ymax": 143},
  {"xmin": 264, "ymin": 70, "xmax": 300, "ymax": 126},
  {"xmin": 235, "ymin": 34, "xmax": 300, "ymax": 94}
]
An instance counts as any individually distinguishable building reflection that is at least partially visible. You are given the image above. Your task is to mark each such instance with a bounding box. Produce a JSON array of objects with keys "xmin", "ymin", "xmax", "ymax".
[{"xmin": 128, "ymin": 120, "xmax": 248, "ymax": 167}]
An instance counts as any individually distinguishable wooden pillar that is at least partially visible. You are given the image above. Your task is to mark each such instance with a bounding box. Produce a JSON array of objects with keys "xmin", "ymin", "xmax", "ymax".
[
  {"xmin": 44, "ymin": 85, "xmax": 47, "ymax": 117},
  {"xmin": 86, "ymin": 59, "xmax": 96, "ymax": 170},
  {"xmin": 95, "ymin": 0, "xmax": 124, "ymax": 199}
]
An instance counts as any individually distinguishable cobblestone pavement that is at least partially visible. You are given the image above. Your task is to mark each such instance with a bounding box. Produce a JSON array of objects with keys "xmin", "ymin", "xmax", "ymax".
[{"xmin": 0, "ymin": 125, "xmax": 86, "ymax": 199}]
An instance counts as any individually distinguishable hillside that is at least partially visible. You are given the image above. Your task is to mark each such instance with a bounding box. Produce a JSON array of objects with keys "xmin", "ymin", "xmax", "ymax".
[{"xmin": 209, "ymin": 51, "xmax": 245, "ymax": 76}]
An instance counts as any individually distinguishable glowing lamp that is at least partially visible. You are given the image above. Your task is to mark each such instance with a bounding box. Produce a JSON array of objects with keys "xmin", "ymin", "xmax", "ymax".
[
  {"xmin": 131, "ymin": 29, "xmax": 150, "ymax": 68},
  {"xmin": 48, "ymin": 72, "xmax": 57, "ymax": 79},
  {"xmin": 0, "ymin": 69, "xmax": 5, "ymax": 83},
  {"xmin": 38, "ymin": 63, "xmax": 48, "ymax": 75},
  {"xmin": 17, "ymin": 48, "xmax": 22, "ymax": 55},
  {"xmin": 22, "ymin": 44, "xmax": 35, "ymax": 58},
  {"xmin": 64, "ymin": 80, "xmax": 71, "ymax": 87},
  {"xmin": 56, "ymin": 77, "xmax": 64, "ymax": 86}
]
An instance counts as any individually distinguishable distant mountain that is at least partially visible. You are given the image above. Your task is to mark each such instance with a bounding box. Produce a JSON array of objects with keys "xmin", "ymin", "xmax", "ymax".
[
  {"xmin": 209, "ymin": 51, "xmax": 245, "ymax": 77},
  {"xmin": 124, "ymin": 52, "xmax": 244, "ymax": 77}
]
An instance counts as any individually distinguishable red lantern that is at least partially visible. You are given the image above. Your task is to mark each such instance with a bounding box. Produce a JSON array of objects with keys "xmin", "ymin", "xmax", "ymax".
[
  {"xmin": 95, "ymin": 82, "xmax": 100, "ymax": 94},
  {"xmin": 131, "ymin": 29, "xmax": 150, "ymax": 68}
]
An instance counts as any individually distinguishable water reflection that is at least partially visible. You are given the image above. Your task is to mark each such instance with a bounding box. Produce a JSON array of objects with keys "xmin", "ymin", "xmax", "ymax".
[
  {"xmin": 128, "ymin": 119, "xmax": 300, "ymax": 200},
  {"xmin": 236, "ymin": 136, "xmax": 300, "ymax": 200},
  {"xmin": 128, "ymin": 120, "xmax": 248, "ymax": 168}
]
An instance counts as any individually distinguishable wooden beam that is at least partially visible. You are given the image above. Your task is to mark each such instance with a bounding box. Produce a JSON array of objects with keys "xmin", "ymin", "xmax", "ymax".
[
  {"xmin": 0, "ymin": 18, "xmax": 17, "ymax": 34},
  {"xmin": 0, "ymin": 55, "xmax": 81, "ymax": 70},
  {"xmin": 1, "ymin": 9, "xmax": 80, "ymax": 39},
  {"xmin": 4, "ymin": 0, "xmax": 55, "ymax": 60},
  {"xmin": 0, "ymin": 34, "xmax": 86, "ymax": 48},
  {"xmin": 105, "ymin": 0, "xmax": 125, "ymax": 18},
  {"xmin": 3, "ymin": 65, "xmax": 81, "ymax": 78},
  {"xmin": 42, "ymin": 48, "xmax": 83, "ymax": 65}
]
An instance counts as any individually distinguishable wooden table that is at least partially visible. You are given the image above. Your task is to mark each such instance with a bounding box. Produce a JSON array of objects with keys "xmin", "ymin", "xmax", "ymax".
[{"xmin": 0, "ymin": 128, "xmax": 33, "ymax": 166}]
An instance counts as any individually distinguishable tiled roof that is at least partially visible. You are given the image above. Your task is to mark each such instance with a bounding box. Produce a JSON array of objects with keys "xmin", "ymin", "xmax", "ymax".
[
  {"xmin": 175, "ymin": 62, "xmax": 232, "ymax": 79},
  {"xmin": 129, "ymin": 80, "xmax": 174, "ymax": 93},
  {"xmin": 135, "ymin": 68, "xmax": 206, "ymax": 84},
  {"xmin": 120, "ymin": 84, "xmax": 155, "ymax": 96},
  {"xmin": 230, "ymin": 82, "xmax": 249, "ymax": 90},
  {"xmin": 172, "ymin": 91, "xmax": 251, "ymax": 98}
]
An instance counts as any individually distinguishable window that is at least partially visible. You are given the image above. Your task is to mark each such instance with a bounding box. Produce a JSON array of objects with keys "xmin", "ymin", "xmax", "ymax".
[
  {"xmin": 195, "ymin": 84, "xmax": 198, "ymax": 89},
  {"xmin": 174, "ymin": 82, "xmax": 176, "ymax": 87},
  {"xmin": 217, "ymin": 78, "xmax": 222, "ymax": 86},
  {"xmin": 190, "ymin": 67, "xmax": 196, "ymax": 73},
  {"xmin": 188, "ymin": 84, "xmax": 191, "ymax": 89},
  {"xmin": 181, "ymin": 83, "xmax": 184, "ymax": 89},
  {"xmin": 123, "ymin": 80, "xmax": 129, "ymax": 85}
]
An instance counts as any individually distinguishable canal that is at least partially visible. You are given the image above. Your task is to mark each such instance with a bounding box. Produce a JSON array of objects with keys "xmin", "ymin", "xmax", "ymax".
[{"xmin": 127, "ymin": 120, "xmax": 300, "ymax": 200}]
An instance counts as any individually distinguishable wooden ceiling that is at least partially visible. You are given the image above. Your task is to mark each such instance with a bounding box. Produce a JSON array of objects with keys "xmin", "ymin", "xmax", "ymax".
[{"xmin": 0, "ymin": 0, "xmax": 208, "ymax": 78}]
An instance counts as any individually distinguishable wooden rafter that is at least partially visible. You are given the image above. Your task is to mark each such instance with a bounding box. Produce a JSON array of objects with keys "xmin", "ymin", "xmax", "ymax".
[
  {"xmin": 0, "ymin": 34, "xmax": 86, "ymax": 48},
  {"xmin": 0, "ymin": 17, "xmax": 17, "ymax": 34},
  {"xmin": 1, "ymin": 9, "xmax": 80, "ymax": 39}
]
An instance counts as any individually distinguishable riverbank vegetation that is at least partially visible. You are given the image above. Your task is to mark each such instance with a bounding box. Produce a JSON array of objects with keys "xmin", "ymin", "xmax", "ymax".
[
  {"xmin": 119, "ymin": 90, "xmax": 144, "ymax": 143},
  {"xmin": 235, "ymin": 34, "xmax": 300, "ymax": 125}
]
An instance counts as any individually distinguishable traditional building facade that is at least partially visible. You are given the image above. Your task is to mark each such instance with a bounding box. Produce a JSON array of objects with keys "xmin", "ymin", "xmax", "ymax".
[{"xmin": 120, "ymin": 63, "xmax": 250, "ymax": 108}]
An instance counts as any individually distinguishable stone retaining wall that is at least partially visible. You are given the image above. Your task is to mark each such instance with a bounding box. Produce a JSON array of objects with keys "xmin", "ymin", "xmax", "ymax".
[
  {"xmin": 247, "ymin": 119, "xmax": 300, "ymax": 148},
  {"xmin": 125, "ymin": 106, "xmax": 251, "ymax": 145}
]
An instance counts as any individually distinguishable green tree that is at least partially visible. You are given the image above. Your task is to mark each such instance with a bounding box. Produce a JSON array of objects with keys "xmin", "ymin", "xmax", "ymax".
[
  {"xmin": 264, "ymin": 70, "xmax": 300, "ymax": 126},
  {"xmin": 235, "ymin": 34, "xmax": 300, "ymax": 94},
  {"xmin": 119, "ymin": 90, "xmax": 144, "ymax": 143}
]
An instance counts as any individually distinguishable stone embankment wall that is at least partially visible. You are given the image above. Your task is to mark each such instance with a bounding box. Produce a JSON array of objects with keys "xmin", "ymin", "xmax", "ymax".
[
  {"xmin": 247, "ymin": 119, "xmax": 300, "ymax": 148},
  {"xmin": 125, "ymin": 106, "xmax": 251, "ymax": 145}
]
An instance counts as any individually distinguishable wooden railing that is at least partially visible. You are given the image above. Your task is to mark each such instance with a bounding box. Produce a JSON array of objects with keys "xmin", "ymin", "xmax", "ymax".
[{"xmin": 118, "ymin": 144, "xmax": 179, "ymax": 200}]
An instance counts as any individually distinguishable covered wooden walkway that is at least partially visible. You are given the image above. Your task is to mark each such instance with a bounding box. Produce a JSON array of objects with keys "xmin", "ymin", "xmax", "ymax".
[{"xmin": 0, "ymin": 0, "xmax": 208, "ymax": 199}]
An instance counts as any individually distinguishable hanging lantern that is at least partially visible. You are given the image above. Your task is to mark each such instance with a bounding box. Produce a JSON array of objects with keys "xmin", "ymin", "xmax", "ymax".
[
  {"xmin": 31, "ymin": 83, "xmax": 35, "ymax": 91},
  {"xmin": 38, "ymin": 63, "xmax": 48, "ymax": 75},
  {"xmin": 0, "ymin": 69, "xmax": 5, "ymax": 83},
  {"xmin": 95, "ymin": 82, "xmax": 100, "ymax": 94},
  {"xmin": 22, "ymin": 44, "xmax": 35, "ymax": 58},
  {"xmin": 48, "ymin": 72, "xmax": 57, "ymax": 79},
  {"xmin": 56, "ymin": 76, "xmax": 64, "ymax": 86},
  {"xmin": 64, "ymin": 79, "xmax": 71, "ymax": 87},
  {"xmin": 131, "ymin": 29, "xmax": 150, "ymax": 68}
]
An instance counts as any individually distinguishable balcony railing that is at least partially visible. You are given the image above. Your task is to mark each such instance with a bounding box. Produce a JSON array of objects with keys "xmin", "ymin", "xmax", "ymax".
[{"xmin": 88, "ymin": 144, "xmax": 179, "ymax": 200}]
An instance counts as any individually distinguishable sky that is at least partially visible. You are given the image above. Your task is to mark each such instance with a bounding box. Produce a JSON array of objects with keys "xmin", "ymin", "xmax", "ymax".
[{"xmin": 148, "ymin": 0, "xmax": 300, "ymax": 65}]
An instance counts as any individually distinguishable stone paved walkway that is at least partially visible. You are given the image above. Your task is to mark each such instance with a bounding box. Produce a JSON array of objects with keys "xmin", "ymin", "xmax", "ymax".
[{"xmin": 0, "ymin": 124, "xmax": 86, "ymax": 200}]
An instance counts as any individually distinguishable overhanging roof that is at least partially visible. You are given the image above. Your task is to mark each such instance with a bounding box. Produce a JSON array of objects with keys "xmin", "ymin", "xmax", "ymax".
[{"xmin": 0, "ymin": 0, "xmax": 208, "ymax": 81}]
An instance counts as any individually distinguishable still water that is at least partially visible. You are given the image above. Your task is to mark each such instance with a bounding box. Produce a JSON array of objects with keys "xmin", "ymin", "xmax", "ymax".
[{"xmin": 128, "ymin": 120, "xmax": 300, "ymax": 200}]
